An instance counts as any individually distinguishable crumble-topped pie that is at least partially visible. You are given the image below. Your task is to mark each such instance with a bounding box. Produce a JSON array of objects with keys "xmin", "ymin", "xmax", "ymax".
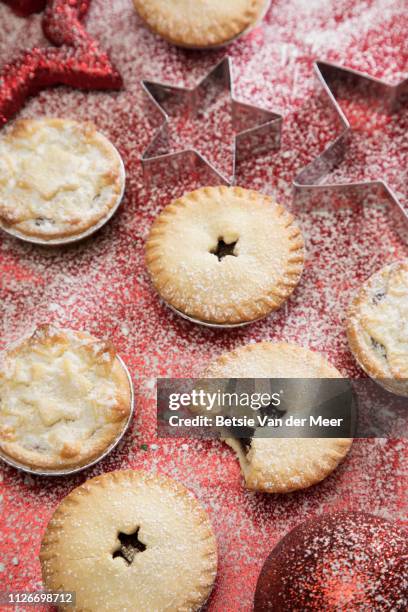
[
  {"xmin": 202, "ymin": 342, "xmax": 352, "ymax": 493},
  {"xmin": 347, "ymin": 259, "xmax": 408, "ymax": 396},
  {"xmin": 146, "ymin": 186, "xmax": 304, "ymax": 326},
  {"xmin": 0, "ymin": 325, "xmax": 132, "ymax": 472},
  {"xmin": 0, "ymin": 118, "xmax": 124, "ymax": 241},
  {"xmin": 40, "ymin": 470, "xmax": 217, "ymax": 611},
  {"xmin": 132, "ymin": 0, "xmax": 268, "ymax": 48}
]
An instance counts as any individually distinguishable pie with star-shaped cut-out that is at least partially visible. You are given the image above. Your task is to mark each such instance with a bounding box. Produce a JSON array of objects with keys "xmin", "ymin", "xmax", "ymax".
[
  {"xmin": 146, "ymin": 186, "xmax": 304, "ymax": 326},
  {"xmin": 40, "ymin": 470, "xmax": 217, "ymax": 611}
]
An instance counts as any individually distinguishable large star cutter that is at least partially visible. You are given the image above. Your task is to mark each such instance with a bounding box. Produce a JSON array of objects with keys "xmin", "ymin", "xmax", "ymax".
[
  {"xmin": 141, "ymin": 57, "xmax": 282, "ymax": 185},
  {"xmin": 294, "ymin": 61, "xmax": 408, "ymax": 245}
]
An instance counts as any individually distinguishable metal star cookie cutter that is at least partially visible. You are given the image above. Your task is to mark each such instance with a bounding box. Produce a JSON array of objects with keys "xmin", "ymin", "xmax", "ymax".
[
  {"xmin": 141, "ymin": 56, "xmax": 282, "ymax": 186},
  {"xmin": 293, "ymin": 61, "xmax": 408, "ymax": 246}
]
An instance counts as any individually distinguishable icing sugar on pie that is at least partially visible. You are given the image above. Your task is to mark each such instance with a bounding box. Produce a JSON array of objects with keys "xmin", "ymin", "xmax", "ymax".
[
  {"xmin": 0, "ymin": 118, "xmax": 124, "ymax": 241},
  {"xmin": 0, "ymin": 325, "xmax": 132, "ymax": 472},
  {"xmin": 132, "ymin": 0, "xmax": 268, "ymax": 48},
  {"xmin": 146, "ymin": 186, "xmax": 304, "ymax": 326},
  {"xmin": 347, "ymin": 260, "xmax": 408, "ymax": 397},
  {"xmin": 202, "ymin": 342, "xmax": 352, "ymax": 493},
  {"xmin": 40, "ymin": 470, "xmax": 217, "ymax": 611}
]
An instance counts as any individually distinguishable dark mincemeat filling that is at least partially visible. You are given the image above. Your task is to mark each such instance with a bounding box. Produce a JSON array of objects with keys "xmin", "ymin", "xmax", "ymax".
[
  {"xmin": 112, "ymin": 528, "xmax": 146, "ymax": 565},
  {"xmin": 35, "ymin": 217, "xmax": 54, "ymax": 227},
  {"xmin": 371, "ymin": 337, "xmax": 387, "ymax": 359},
  {"xmin": 372, "ymin": 291, "xmax": 385, "ymax": 305},
  {"xmin": 210, "ymin": 237, "xmax": 238, "ymax": 261},
  {"xmin": 370, "ymin": 287, "xmax": 387, "ymax": 359}
]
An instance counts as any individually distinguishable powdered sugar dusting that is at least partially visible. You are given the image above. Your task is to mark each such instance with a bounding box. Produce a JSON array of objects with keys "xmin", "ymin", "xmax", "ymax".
[
  {"xmin": 254, "ymin": 511, "xmax": 408, "ymax": 609},
  {"xmin": 0, "ymin": 0, "xmax": 407, "ymax": 610}
]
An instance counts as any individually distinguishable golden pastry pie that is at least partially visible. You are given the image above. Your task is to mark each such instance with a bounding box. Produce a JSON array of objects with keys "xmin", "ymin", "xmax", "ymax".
[
  {"xmin": 0, "ymin": 325, "xmax": 132, "ymax": 472},
  {"xmin": 0, "ymin": 118, "xmax": 124, "ymax": 242},
  {"xmin": 146, "ymin": 186, "xmax": 304, "ymax": 326},
  {"xmin": 132, "ymin": 0, "xmax": 268, "ymax": 48},
  {"xmin": 40, "ymin": 470, "xmax": 217, "ymax": 611},
  {"xmin": 347, "ymin": 260, "xmax": 408, "ymax": 397},
  {"xmin": 202, "ymin": 342, "xmax": 352, "ymax": 493}
]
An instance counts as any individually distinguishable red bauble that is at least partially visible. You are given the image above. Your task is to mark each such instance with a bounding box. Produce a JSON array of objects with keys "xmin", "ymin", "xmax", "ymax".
[
  {"xmin": 0, "ymin": 0, "xmax": 122, "ymax": 127},
  {"xmin": 254, "ymin": 512, "xmax": 408, "ymax": 611},
  {"xmin": 2, "ymin": 0, "xmax": 45, "ymax": 16}
]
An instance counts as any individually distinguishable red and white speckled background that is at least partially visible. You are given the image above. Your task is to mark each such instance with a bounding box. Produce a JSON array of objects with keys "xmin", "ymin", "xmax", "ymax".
[{"xmin": 0, "ymin": 1, "xmax": 407, "ymax": 610}]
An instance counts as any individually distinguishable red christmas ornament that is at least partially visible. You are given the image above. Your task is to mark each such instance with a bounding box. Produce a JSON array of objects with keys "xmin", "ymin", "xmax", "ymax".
[
  {"xmin": 0, "ymin": 0, "xmax": 122, "ymax": 127},
  {"xmin": 2, "ymin": 0, "xmax": 45, "ymax": 15},
  {"xmin": 254, "ymin": 512, "xmax": 408, "ymax": 611}
]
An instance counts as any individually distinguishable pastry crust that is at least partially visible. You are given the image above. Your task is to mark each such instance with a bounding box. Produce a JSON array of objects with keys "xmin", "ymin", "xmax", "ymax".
[
  {"xmin": 146, "ymin": 186, "xmax": 304, "ymax": 325},
  {"xmin": 132, "ymin": 0, "xmax": 267, "ymax": 48},
  {"xmin": 0, "ymin": 325, "xmax": 132, "ymax": 471},
  {"xmin": 0, "ymin": 118, "xmax": 124, "ymax": 240},
  {"xmin": 40, "ymin": 469, "xmax": 217, "ymax": 612},
  {"xmin": 347, "ymin": 260, "xmax": 408, "ymax": 397},
  {"xmin": 202, "ymin": 342, "xmax": 352, "ymax": 493}
]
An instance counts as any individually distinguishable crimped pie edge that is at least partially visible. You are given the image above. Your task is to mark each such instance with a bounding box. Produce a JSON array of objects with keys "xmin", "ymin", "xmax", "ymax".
[
  {"xmin": 241, "ymin": 438, "xmax": 352, "ymax": 493},
  {"xmin": 132, "ymin": 0, "xmax": 267, "ymax": 48},
  {"xmin": 203, "ymin": 341, "xmax": 352, "ymax": 493},
  {"xmin": 0, "ymin": 118, "xmax": 124, "ymax": 240},
  {"xmin": 346, "ymin": 259, "xmax": 408, "ymax": 396},
  {"xmin": 40, "ymin": 469, "xmax": 218, "ymax": 612},
  {"xmin": 202, "ymin": 341, "xmax": 341, "ymax": 378},
  {"xmin": 146, "ymin": 186, "xmax": 305, "ymax": 325},
  {"xmin": 0, "ymin": 326, "xmax": 132, "ymax": 471}
]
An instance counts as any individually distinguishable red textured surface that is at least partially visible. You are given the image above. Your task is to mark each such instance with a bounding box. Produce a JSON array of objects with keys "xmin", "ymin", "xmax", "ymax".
[
  {"xmin": 0, "ymin": 1, "xmax": 407, "ymax": 610},
  {"xmin": 254, "ymin": 512, "xmax": 408, "ymax": 610},
  {"xmin": 0, "ymin": 0, "xmax": 122, "ymax": 128}
]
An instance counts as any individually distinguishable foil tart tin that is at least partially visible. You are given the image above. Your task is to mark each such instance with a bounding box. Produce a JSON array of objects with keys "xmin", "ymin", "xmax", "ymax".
[
  {"xmin": 166, "ymin": 302, "xmax": 267, "ymax": 329},
  {"xmin": 0, "ymin": 142, "xmax": 126, "ymax": 247},
  {"xmin": 0, "ymin": 354, "xmax": 135, "ymax": 477}
]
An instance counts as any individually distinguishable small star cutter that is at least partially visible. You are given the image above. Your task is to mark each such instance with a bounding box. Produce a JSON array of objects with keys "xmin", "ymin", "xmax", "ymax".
[
  {"xmin": 294, "ymin": 61, "xmax": 408, "ymax": 245},
  {"xmin": 141, "ymin": 56, "xmax": 282, "ymax": 185}
]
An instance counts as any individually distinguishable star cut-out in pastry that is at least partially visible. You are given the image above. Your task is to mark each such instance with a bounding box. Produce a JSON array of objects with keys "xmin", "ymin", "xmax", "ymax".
[{"xmin": 141, "ymin": 57, "xmax": 282, "ymax": 185}]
